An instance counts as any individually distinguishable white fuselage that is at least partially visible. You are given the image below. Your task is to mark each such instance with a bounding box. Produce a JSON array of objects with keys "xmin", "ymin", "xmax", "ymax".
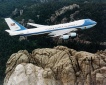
[{"xmin": 7, "ymin": 19, "xmax": 97, "ymax": 36}]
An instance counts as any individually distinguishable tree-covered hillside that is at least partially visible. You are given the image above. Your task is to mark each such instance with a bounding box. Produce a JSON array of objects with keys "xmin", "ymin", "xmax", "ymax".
[{"xmin": 0, "ymin": 0, "xmax": 106, "ymax": 84}]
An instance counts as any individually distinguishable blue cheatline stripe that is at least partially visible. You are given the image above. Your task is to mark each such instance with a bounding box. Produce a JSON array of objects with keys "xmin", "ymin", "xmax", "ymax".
[
  {"xmin": 12, "ymin": 19, "xmax": 27, "ymax": 30},
  {"xmin": 19, "ymin": 24, "xmax": 95, "ymax": 36}
]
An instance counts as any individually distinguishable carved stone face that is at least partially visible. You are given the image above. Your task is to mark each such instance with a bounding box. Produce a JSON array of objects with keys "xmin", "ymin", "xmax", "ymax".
[
  {"xmin": 26, "ymin": 64, "xmax": 34, "ymax": 75},
  {"xmin": 15, "ymin": 64, "xmax": 25, "ymax": 76}
]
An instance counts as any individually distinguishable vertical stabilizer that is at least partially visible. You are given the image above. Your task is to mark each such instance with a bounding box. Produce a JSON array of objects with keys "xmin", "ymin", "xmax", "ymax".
[{"xmin": 5, "ymin": 18, "xmax": 27, "ymax": 31}]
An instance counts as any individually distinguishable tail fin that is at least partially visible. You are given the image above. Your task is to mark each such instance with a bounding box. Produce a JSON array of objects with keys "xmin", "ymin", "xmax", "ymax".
[{"xmin": 5, "ymin": 18, "xmax": 27, "ymax": 31}]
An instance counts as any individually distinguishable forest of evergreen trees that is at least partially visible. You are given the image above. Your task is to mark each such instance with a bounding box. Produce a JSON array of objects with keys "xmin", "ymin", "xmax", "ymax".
[{"xmin": 0, "ymin": 0, "xmax": 106, "ymax": 84}]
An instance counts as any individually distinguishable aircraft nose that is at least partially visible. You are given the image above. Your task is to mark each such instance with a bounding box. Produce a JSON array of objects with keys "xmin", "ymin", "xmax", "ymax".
[
  {"xmin": 91, "ymin": 20, "xmax": 97, "ymax": 25},
  {"xmin": 83, "ymin": 19, "xmax": 97, "ymax": 29}
]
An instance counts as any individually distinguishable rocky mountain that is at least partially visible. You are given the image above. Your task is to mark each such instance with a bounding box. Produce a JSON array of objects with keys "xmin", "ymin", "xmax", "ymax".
[
  {"xmin": 4, "ymin": 46, "xmax": 106, "ymax": 85},
  {"xmin": 47, "ymin": 4, "xmax": 80, "ymax": 24},
  {"xmin": 0, "ymin": 1, "xmax": 106, "ymax": 85}
]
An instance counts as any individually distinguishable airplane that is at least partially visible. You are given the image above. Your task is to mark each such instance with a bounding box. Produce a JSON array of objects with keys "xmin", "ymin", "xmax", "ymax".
[{"xmin": 5, "ymin": 18, "xmax": 97, "ymax": 39}]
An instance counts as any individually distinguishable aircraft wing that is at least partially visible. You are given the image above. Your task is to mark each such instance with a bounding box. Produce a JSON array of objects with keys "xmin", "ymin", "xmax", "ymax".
[
  {"xmin": 48, "ymin": 28, "xmax": 77, "ymax": 37},
  {"xmin": 27, "ymin": 23, "xmax": 47, "ymax": 28}
]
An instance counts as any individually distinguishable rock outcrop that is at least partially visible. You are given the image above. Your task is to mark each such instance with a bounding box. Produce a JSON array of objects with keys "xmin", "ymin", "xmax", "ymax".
[
  {"xmin": 4, "ymin": 46, "xmax": 106, "ymax": 85},
  {"xmin": 47, "ymin": 4, "xmax": 80, "ymax": 24},
  {"xmin": 12, "ymin": 8, "xmax": 24, "ymax": 16}
]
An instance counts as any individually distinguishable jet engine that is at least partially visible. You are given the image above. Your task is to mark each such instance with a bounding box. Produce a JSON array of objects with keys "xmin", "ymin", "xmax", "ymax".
[
  {"xmin": 69, "ymin": 32, "xmax": 77, "ymax": 37},
  {"xmin": 60, "ymin": 32, "xmax": 77, "ymax": 39},
  {"xmin": 60, "ymin": 35, "xmax": 69, "ymax": 39}
]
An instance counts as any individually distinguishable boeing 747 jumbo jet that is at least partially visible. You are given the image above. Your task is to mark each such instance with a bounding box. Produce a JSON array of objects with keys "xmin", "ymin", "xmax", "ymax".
[{"xmin": 5, "ymin": 18, "xmax": 97, "ymax": 39}]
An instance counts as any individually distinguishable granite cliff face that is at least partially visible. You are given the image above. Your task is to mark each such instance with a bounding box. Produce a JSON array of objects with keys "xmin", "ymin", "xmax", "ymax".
[
  {"xmin": 4, "ymin": 46, "xmax": 106, "ymax": 85},
  {"xmin": 48, "ymin": 4, "xmax": 80, "ymax": 24}
]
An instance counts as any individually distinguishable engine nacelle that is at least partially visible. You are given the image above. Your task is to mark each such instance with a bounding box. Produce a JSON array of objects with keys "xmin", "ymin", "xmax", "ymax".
[
  {"xmin": 69, "ymin": 32, "xmax": 77, "ymax": 37},
  {"xmin": 60, "ymin": 35, "xmax": 69, "ymax": 39}
]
